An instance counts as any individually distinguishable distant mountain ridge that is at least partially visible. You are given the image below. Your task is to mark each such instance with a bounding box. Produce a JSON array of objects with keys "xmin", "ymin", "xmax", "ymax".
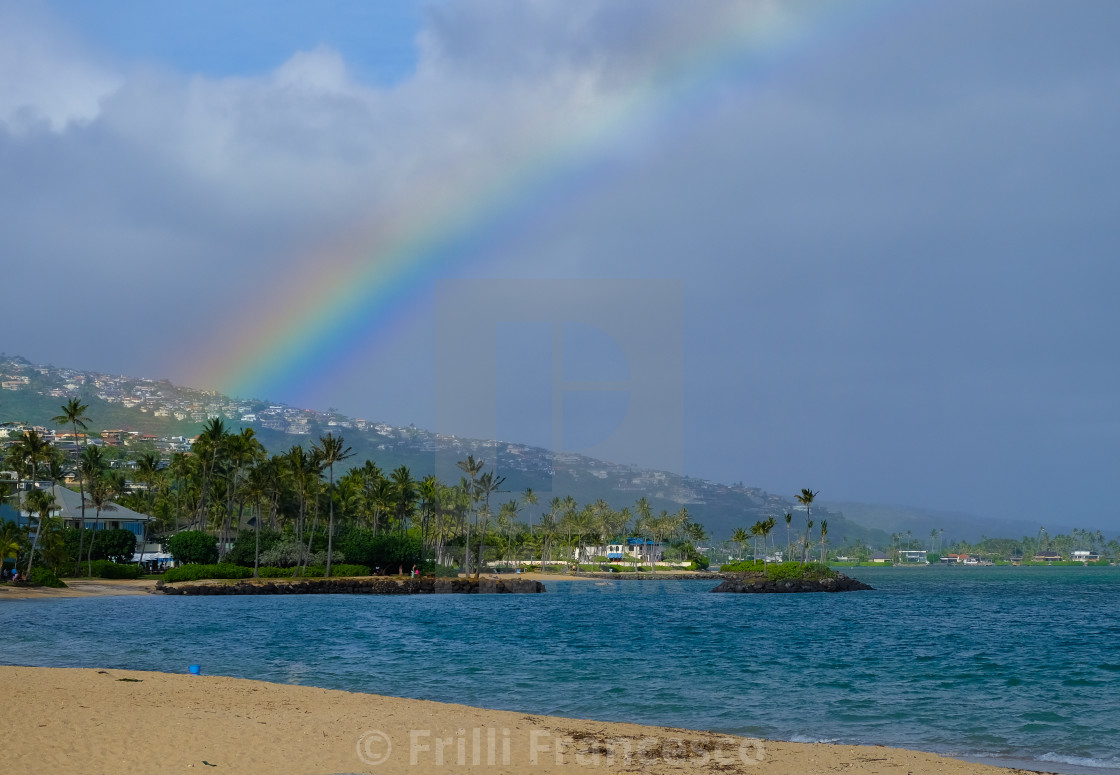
[{"xmin": 1, "ymin": 353, "xmax": 885, "ymax": 545}]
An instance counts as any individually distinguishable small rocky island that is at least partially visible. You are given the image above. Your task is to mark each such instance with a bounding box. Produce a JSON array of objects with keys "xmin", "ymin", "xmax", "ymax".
[
  {"xmin": 157, "ymin": 577, "xmax": 546, "ymax": 596},
  {"xmin": 711, "ymin": 563, "xmax": 873, "ymax": 594},
  {"xmin": 711, "ymin": 574, "xmax": 873, "ymax": 593}
]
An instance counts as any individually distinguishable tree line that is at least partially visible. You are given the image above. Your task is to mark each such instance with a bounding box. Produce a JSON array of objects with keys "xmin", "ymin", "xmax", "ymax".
[{"xmin": 2, "ymin": 401, "xmax": 710, "ymax": 579}]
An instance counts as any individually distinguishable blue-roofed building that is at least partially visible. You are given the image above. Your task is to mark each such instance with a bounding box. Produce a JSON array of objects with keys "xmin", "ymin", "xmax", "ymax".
[{"xmin": 592, "ymin": 537, "xmax": 664, "ymax": 564}]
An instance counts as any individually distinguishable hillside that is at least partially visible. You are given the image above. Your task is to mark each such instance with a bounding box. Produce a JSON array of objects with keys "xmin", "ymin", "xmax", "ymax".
[
  {"xmin": 822, "ymin": 500, "xmax": 1084, "ymax": 546},
  {"xmin": 0, "ymin": 354, "xmax": 886, "ymax": 544}
]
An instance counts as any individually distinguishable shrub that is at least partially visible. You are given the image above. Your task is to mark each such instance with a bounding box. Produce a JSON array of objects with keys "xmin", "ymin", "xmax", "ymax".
[
  {"xmin": 27, "ymin": 566, "xmax": 67, "ymax": 588},
  {"xmin": 64, "ymin": 528, "xmax": 138, "ymax": 564},
  {"xmin": 225, "ymin": 528, "xmax": 283, "ymax": 566},
  {"xmin": 257, "ymin": 564, "xmax": 370, "ymax": 578},
  {"xmin": 719, "ymin": 560, "xmax": 766, "ymax": 573},
  {"xmin": 326, "ymin": 564, "xmax": 371, "ymax": 577},
  {"xmin": 165, "ymin": 563, "xmax": 372, "ymax": 582},
  {"xmin": 765, "ymin": 561, "xmax": 837, "ymax": 582},
  {"xmin": 337, "ymin": 529, "xmax": 423, "ymax": 572},
  {"xmin": 89, "ymin": 560, "xmax": 142, "ymax": 579},
  {"xmin": 163, "ymin": 563, "xmax": 252, "ymax": 583},
  {"xmin": 166, "ymin": 531, "xmax": 219, "ymax": 565},
  {"xmin": 255, "ymin": 566, "xmax": 296, "ymax": 578}
]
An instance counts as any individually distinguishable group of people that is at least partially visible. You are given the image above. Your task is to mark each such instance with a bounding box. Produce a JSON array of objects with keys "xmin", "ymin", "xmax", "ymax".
[{"xmin": 1, "ymin": 567, "xmax": 21, "ymax": 583}]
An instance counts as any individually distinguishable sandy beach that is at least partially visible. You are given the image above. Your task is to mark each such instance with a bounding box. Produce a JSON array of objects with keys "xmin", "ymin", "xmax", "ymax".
[
  {"xmin": 0, "ymin": 666, "xmax": 1036, "ymax": 775},
  {"xmin": 0, "ymin": 578, "xmax": 158, "ymax": 599}
]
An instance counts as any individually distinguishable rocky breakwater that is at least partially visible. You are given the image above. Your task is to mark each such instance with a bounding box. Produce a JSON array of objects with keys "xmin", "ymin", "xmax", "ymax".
[
  {"xmin": 158, "ymin": 577, "xmax": 546, "ymax": 596},
  {"xmin": 710, "ymin": 574, "xmax": 873, "ymax": 594}
]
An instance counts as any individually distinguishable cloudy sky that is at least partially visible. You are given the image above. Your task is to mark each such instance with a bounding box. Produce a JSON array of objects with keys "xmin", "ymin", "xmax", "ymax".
[{"xmin": 3, "ymin": 0, "xmax": 1119, "ymax": 527}]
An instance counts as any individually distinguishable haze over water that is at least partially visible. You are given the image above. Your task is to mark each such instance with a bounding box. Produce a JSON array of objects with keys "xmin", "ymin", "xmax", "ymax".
[{"xmin": 4, "ymin": 568, "xmax": 1118, "ymax": 774}]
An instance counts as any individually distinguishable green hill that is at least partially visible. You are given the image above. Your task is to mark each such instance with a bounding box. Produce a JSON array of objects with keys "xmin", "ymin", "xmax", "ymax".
[{"xmin": 1, "ymin": 354, "xmax": 885, "ymax": 545}]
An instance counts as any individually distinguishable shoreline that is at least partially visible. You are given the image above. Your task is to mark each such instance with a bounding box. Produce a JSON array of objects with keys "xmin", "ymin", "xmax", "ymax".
[
  {"xmin": 0, "ymin": 570, "xmax": 721, "ymax": 600},
  {"xmin": 0, "ymin": 665, "xmax": 1042, "ymax": 774}
]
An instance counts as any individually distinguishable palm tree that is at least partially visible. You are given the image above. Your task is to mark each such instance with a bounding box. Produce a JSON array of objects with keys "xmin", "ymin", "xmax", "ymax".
[
  {"xmin": 522, "ymin": 487, "xmax": 538, "ymax": 566},
  {"xmin": 193, "ymin": 417, "xmax": 229, "ymax": 530},
  {"xmin": 471, "ymin": 470, "xmax": 507, "ymax": 574},
  {"xmin": 84, "ymin": 475, "xmax": 118, "ymax": 576},
  {"xmin": 0, "ymin": 520, "xmax": 23, "ymax": 577},
  {"xmin": 537, "ymin": 508, "xmax": 558, "ymax": 574},
  {"xmin": 730, "ymin": 527, "xmax": 749, "ymax": 560},
  {"xmin": 819, "ymin": 519, "xmax": 829, "ymax": 564},
  {"xmin": 456, "ymin": 456, "xmax": 485, "ymax": 577},
  {"xmin": 245, "ymin": 458, "xmax": 278, "ymax": 577},
  {"xmin": 53, "ymin": 399, "xmax": 92, "ymax": 570},
  {"xmin": 22, "ymin": 488, "xmax": 57, "ymax": 579},
  {"xmin": 311, "ymin": 432, "xmax": 349, "ymax": 577},
  {"xmin": 417, "ymin": 475, "xmax": 440, "ymax": 551},
  {"xmin": 133, "ymin": 453, "xmax": 162, "ymax": 568},
  {"xmin": 749, "ymin": 521, "xmax": 762, "ymax": 562},
  {"xmin": 390, "ymin": 465, "xmax": 417, "ymax": 535},
  {"xmin": 796, "ymin": 489, "xmax": 818, "ymax": 566},
  {"xmin": 784, "ymin": 512, "xmax": 793, "ymax": 562},
  {"xmin": 16, "ymin": 430, "xmax": 51, "ymax": 484},
  {"xmin": 218, "ymin": 428, "xmax": 264, "ymax": 559},
  {"xmin": 648, "ymin": 510, "xmax": 675, "ymax": 573}
]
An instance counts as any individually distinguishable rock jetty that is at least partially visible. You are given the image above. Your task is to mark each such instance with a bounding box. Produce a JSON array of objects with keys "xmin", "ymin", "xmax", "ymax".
[
  {"xmin": 710, "ymin": 574, "xmax": 873, "ymax": 594},
  {"xmin": 157, "ymin": 577, "xmax": 545, "ymax": 596}
]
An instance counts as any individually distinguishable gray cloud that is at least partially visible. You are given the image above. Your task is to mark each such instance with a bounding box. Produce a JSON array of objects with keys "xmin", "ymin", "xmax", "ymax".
[{"xmin": 2, "ymin": 0, "xmax": 1119, "ymax": 525}]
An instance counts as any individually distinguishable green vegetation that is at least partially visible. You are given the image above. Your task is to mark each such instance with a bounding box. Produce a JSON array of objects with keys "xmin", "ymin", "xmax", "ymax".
[
  {"xmin": 719, "ymin": 560, "xmax": 838, "ymax": 581},
  {"xmin": 163, "ymin": 563, "xmax": 252, "ymax": 582},
  {"xmin": 765, "ymin": 561, "xmax": 836, "ymax": 582},
  {"xmin": 337, "ymin": 530, "xmax": 423, "ymax": 573},
  {"xmin": 719, "ymin": 560, "xmax": 766, "ymax": 573},
  {"xmin": 162, "ymin": 563, "xmax": 372, "ymax": 583},
  {"xmin": 63, "ymin": 529, "xmax": 136, "ymax": 565},
  {"xmin": 166, "ymin": 531, "xmax": 219, "ymax": 565},
  {"xmin": 27, "ymin": 566, "xmax": 66, "ymax": 588},
  {"xmin": 79, "ymin": 560, "xmax": 142, "ymax": 579}
]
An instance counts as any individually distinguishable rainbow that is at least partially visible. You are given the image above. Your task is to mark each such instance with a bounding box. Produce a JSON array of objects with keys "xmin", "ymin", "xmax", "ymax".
[{"xmin": 196, "ymin": 0, "xmax": 908, "ymax": 403}]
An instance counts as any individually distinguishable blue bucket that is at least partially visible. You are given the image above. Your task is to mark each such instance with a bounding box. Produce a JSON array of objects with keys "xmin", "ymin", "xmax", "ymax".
[{"xmin": 188, "ymin": 665, "xmax": 201, "ymax": 675}]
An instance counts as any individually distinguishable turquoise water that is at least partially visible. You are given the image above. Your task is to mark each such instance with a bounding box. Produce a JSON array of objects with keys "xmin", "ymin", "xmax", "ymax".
[{"xmin": 2, "ymin": 567, "xmax": 1118, "ymax": 773}]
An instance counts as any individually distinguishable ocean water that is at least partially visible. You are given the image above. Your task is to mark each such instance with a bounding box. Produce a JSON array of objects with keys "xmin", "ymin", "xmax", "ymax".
[{"xmin": 2, "ymin": 566, "xmax": 1118, "ymax": 774}]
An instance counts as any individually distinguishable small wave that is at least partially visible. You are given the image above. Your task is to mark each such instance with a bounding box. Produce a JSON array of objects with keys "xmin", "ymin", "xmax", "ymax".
[
  {"xmin": 787, "ymin": 735, "xmax": 840, "ymax": 744},
  {"xmin": 1097, "ymin": 663, "xmax": 1120, "ymax": 672},
  {"xmin": 1022, "ymin": 711, "xmax": 1067, "ymax": 722},
  {"xmin": 1039, "ymin": 752, "xmax": 1120, "ymax": 770}
]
